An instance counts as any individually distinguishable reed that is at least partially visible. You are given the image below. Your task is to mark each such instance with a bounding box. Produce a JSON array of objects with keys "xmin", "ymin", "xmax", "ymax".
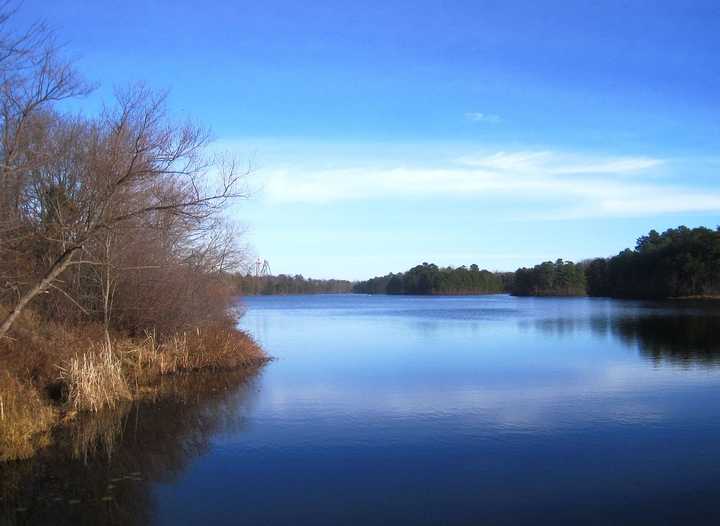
[
  {"xmin": 0, "ymin": 307, "xmax": 267, "ymax": 462},
  {"xmin": 0, "ymin": 372, "xmax": 55, "ymax": 461},
  {"xmin": 122, "ymin": 325, "xmax": 267, "ymax": 381},
  {"xmin": 58, "ymin": 344, "xmax": 132, "ymax": 413}
]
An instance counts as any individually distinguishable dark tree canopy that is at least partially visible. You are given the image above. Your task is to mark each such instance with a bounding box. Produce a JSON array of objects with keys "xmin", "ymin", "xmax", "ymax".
[
  {"xmin": 232, "ymin": 274, "xmax": 353, "ymax": 295},
  {"xmin": 586, "ymin": 226, "xmax": 720, "ymax": 299},
  {"xmin": 354, "ymin": 263, "xmax": 505, "ymax": 295},
  {"xmin": 514, "ymin": 226, "xmax": 720, "ymax": 299},
  {"xmin": 512, "ymin": 259, "xmax": 587, "ymax": 296}
]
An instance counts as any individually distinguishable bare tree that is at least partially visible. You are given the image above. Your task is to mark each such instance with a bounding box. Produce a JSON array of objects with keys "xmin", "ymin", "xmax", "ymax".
[
  {"xmin": 0, "ymin": 5, "xmax": 91, "ymax": 219},
  {"xmin": 0, "ymin": 84, "xmax": 250, "ymax": 339},
  {"xmin": 0, "ymin": 5, "xmax": 90, "ymax": 333},
  {"xmin": 0, "ymin": 6, "xmax": 254, "ymax": 341}
]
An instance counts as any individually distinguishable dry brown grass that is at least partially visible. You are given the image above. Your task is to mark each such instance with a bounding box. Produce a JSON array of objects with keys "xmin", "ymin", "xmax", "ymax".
[
  {"xmin": 0, "ymin": 372, "xmax": 56, "ymax": 461},
  {"xmin": 58, "ymin": 344, "xmax": 132, "ymax": 413},
  {"xmin": 123, "ymin": 324, "xmax": 267, "ymax": 382},
  {"xmin": 0, "ymin": 305, "xmax": 105, "ymax": 389},
  {"xmin": 0, "ymin": 305, "xmax": 267, "ymax": 462}
]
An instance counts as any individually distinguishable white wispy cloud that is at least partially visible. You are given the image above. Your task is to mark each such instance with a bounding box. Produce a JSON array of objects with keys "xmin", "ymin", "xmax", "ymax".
[
  {"xmin": 255, "ymin": 149, "xmax": 720, "ymax": 219},
  {"xmin": 464, "ymin": 112, "xmax": 502, "ymax": 123},
  {"xmin": 455, "ymin": 151, "xmax": 663, "ymax": 174}
]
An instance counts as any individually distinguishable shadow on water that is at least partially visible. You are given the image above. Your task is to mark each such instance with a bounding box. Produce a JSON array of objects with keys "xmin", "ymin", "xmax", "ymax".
[
  {"xmin": 533, "ymin": 300, "xmax": 720, "ymax": 367},
  {"xmin": 0, "ymin": 369, "xmax": 263, "ymax": 526}
]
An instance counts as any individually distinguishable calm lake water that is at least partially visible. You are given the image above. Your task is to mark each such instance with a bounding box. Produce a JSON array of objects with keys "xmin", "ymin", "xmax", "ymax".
[{"xmin": 4, "ymin": 294, "xmax": 720, "ymax": 525}]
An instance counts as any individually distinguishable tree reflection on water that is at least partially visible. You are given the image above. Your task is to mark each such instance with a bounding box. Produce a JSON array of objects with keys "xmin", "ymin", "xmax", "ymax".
[
  {"xmin": 0, "ymin": 369, "xmax": 263, "ymax": 526},
  {"xmin": 613, "ymin": 313, "xmax": 720, "ymax": 366},
  {"xmin": 532, "ymin": 301, "xmax": 720, "ymax": 367}
]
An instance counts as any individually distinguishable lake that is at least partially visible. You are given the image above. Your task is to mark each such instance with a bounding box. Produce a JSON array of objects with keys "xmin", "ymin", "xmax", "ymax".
[{"xmin": 4, "ymin": 294, "xmax": 720, "ymax": 525}]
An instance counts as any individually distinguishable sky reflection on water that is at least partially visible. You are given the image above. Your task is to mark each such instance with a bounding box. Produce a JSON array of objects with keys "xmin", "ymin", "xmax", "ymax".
[
  {"xmin": 5, "ymin": 294, "xmax": 720, "ymax": 525},
  {"xmin": 165, "ymin": 294, "xmax": 720, "ymax": 525}
]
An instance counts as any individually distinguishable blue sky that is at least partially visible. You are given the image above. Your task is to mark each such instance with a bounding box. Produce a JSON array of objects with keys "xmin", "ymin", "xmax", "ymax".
[{"xmin": 21, "ymin": 1, "xmax": 720, "ymax": 279}]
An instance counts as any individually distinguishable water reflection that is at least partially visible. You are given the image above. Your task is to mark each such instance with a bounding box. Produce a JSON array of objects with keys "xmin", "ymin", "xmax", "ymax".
[
  {"xmin": 532, "ymin": 301, "xmax": 720, "ymax": 367},
  {"xmin": 0, "ymin": 369, "xmax": 261, "ymax": 526},
  {"xmin": 6, "ymin": 296, "xmax": 720, "ymax": 525},
  {"xmin": 532, "ymin": 316, "xmax": 587, "ymax": 336},
  {"xmin": 615, "ymin": 314, "xmax": 720, "ymax": 366}
]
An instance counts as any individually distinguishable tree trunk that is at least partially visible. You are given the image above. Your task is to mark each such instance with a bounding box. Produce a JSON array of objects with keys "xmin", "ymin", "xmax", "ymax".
[
  {"xmin": 0, "ymin": 246, "xmax": 81, "ymax": 339},
  {"xmin": 102, "ymin": 235, "xmax": 113, "ymax": 350}
]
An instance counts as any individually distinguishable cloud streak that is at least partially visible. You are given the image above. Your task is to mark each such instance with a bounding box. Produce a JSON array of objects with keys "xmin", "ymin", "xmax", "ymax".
[
  {"xmin": 258, "ymin": 150, "xmax": 720, "ymax": 219},
  {"xmin": 464, "ymin": 112, "xmax": 502, "ymax": 123},
  {"xmin": 456, "ymin": 151, "xmax": 663, "ymax": 174}
]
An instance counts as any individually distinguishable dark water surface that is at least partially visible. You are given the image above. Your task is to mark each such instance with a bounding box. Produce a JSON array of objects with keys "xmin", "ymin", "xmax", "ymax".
[{"xmin": 4, "ymin": 294, "xmax": 720, "ymax": 525}]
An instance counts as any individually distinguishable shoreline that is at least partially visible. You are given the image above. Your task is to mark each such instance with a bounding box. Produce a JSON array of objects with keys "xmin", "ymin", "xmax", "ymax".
[{"xmin": 0, "ymin": 316, "xmax": 269, "ymax": 463}]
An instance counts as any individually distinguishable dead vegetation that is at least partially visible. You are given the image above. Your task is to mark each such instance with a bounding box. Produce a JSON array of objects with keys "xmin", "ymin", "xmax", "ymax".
[
  {"xmin": 0, "ymin": 7, "xmax": 268, "ymax": 462},
  {"xmin": 0, "ymin": 309, "xmax": 267, "ymax": 461},
  {"xmin": 0, "ymin": 372, "xmax": 56, "ymax": 462},
  {"xmin": 59, "ymin": 344, "xmax": 132, "ymax": 413}
]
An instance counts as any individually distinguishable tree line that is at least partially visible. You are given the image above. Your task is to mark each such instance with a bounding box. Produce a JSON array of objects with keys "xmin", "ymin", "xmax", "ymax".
[
  {"xmin": 513, "ymin": 226, "xmax": 720, "ymax": 298},
  {"xmin": 353, "ymin": 263, "xmax": 506, "ymax": 295},
  {"xmin": 353, "ymin": 226, "xmax": 720, "ymax": 299},
  {"xmin": 585, "ymin": 226, "xmax": 720, "ymax": 299},
  {"xmin": 232, "ymin": 274, "xmax": 353, "ymax": 295}
]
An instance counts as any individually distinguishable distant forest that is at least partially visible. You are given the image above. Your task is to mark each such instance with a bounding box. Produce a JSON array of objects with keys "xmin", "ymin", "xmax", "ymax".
[
  {"xmin": 241, "ymin": 225, "xmax": 720, "ymax": 299},
  {"xmin": 515, "ymin": 226, "xmax": 720, "ymax": 298},
  {"xmin": 354, "ymin": 226, "xmax": 720, "ymax": 300},
  {"xmin": 513, "ymin": 259, "xmax": 586, "ymax": 296},
  {"xmin": 352, "ymin": 263, "xmax": 508, "ymax": 295},
  {"xmin": 233, "ymin": 274, "xmax": 353, "ymax": 295},
  {"xmin": 585, "ymin": 226, "xmax": 720, "ymax": 299}
]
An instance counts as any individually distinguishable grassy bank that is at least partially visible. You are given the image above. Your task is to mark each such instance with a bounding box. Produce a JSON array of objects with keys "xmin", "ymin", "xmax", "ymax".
[
  {"xmin": 0, "ymin": 7, "xmax": 274, "ymax": 465},
  {"xmin": 0, "ymin": 306, "xmax": 267, "ymax": 462}
]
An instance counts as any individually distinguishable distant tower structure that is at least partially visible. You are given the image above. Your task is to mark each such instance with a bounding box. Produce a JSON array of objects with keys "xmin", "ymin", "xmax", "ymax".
[
  {"xmin": 251, "ymin": 258, "xmax": 271, "ymax": 294},
  {"xmin": 254, "ymin": 258, "xmax": 271, "ymax": 277}
]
